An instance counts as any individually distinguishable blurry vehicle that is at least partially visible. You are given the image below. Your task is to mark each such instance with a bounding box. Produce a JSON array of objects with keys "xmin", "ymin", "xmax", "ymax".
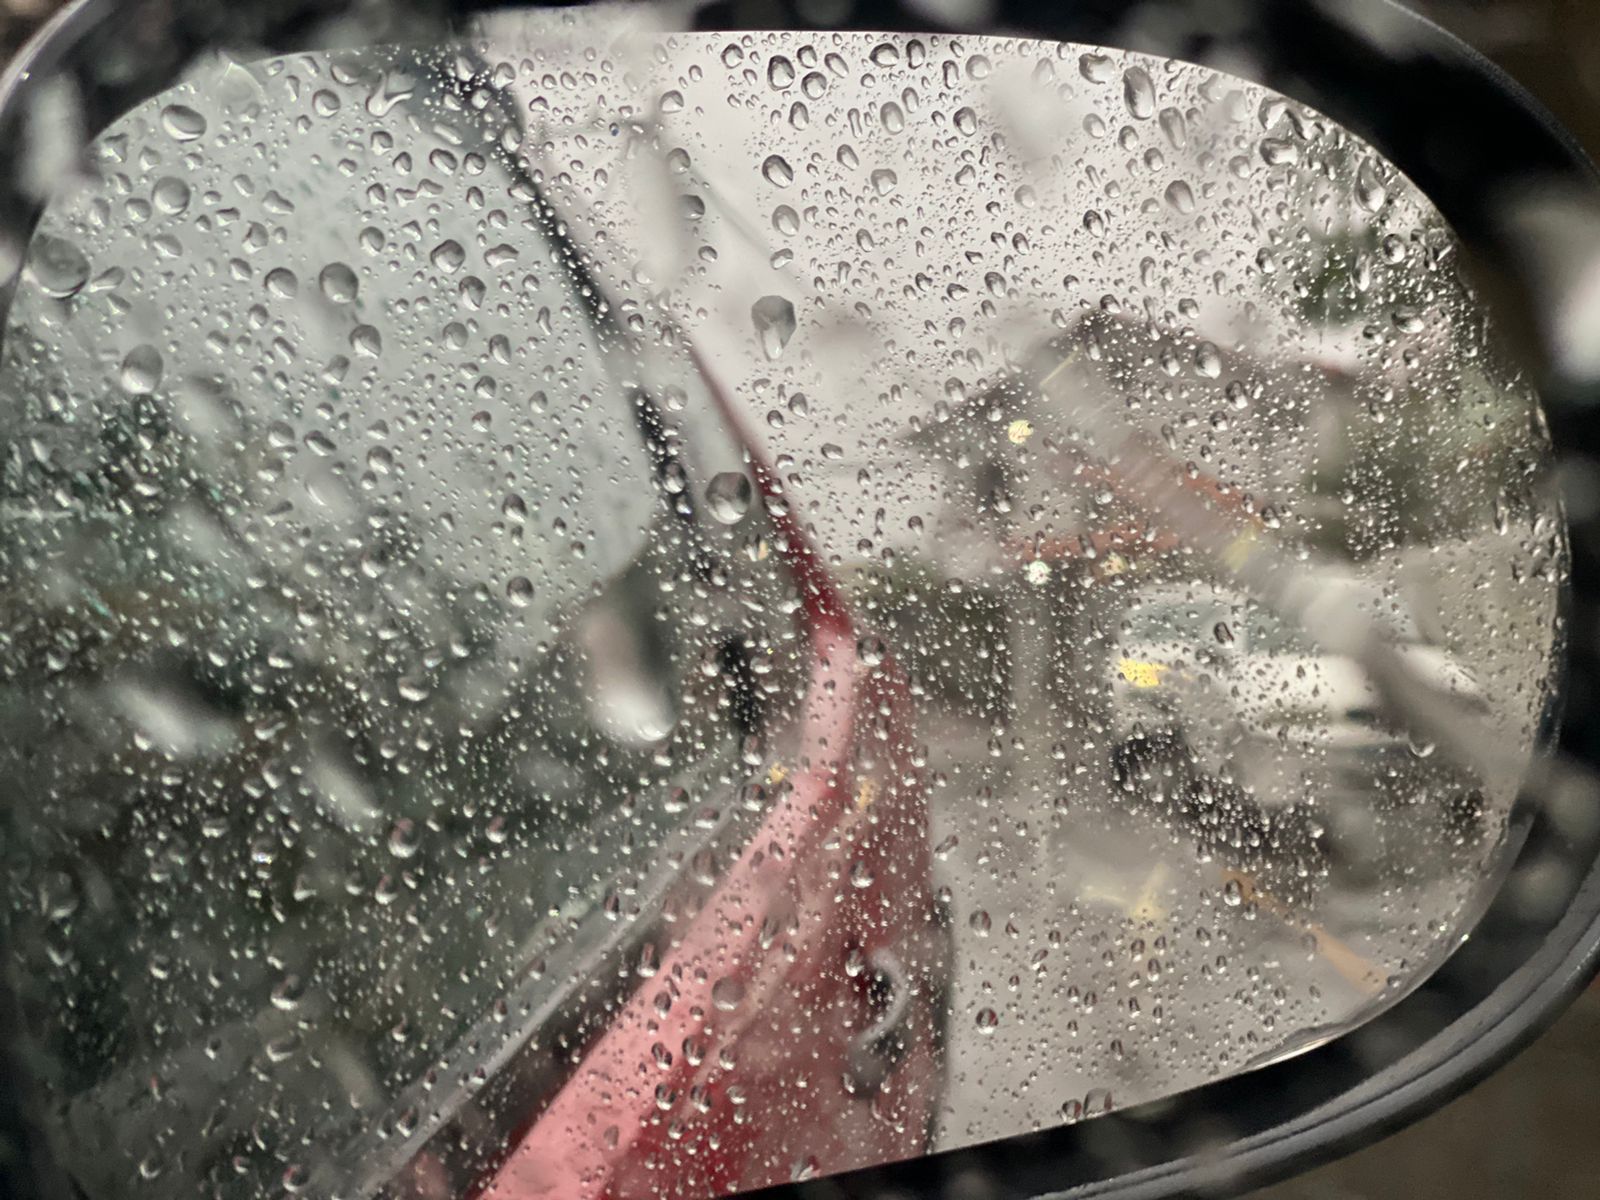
[{"xmin": 1110, "ymin": 579, "xmax": 1487, "ymax": 876}]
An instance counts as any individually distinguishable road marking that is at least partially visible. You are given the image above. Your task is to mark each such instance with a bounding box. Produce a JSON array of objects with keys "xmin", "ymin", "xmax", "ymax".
[
  {"xmin": 1132, "ymin": 863, "xmax": 1170, "ymax": 922},
  {"xmin": 1223, "ymin": 869, "xmax": 1385, "ymax": 998},
  {"xmin": 1037, "ymin": 346, "xmax": 1084, "ymax": 391}
]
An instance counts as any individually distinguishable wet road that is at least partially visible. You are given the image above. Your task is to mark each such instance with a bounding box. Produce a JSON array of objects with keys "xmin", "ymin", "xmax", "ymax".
[{"xmin": 922, "ymin": 710, "xmax": 1466, "ymax": 1150}]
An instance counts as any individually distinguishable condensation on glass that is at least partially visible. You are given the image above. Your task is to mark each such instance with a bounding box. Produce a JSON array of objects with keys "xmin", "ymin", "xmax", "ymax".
[{"xmin": 0, "ymin": 10, "xmax": 1564, "ymax": 1200}]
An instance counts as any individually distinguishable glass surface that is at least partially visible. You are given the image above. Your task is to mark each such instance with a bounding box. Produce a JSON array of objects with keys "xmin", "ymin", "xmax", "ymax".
[{"xmin": 0, "ymin": 11, "xmax": 1565, "ymax": 1199}]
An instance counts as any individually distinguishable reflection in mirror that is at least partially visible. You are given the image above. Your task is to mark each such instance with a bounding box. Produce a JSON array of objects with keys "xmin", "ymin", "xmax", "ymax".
[{"xmin": 0, "ymin": 10, "xmax": 1563, "ymax": 1199}]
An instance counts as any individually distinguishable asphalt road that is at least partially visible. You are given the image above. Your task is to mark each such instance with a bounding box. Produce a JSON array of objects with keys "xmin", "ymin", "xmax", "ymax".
[{"xmin": 923, "ymin": 708, "xmax": 1478, "ymax": 1151}]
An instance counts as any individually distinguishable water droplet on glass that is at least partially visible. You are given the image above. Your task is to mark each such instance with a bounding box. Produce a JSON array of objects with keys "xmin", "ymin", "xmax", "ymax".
[
  {"xmin": 25, "ymin": 234, "xmax": 89, "ymax": 297},
  {"xmin": 711, "ymin": 976, "xmax": 746, "ymax": 1011},
  {"xmin": 1355, "ymin": 157, "xmax": 1388, "ymax": 213},
  {"xmin": 953, "ymin": 106, "xmax": 978, "ymax": 136},
  {"xmin": 858, "ymin": 635, "xmax": 887, "ymax": 666},
  {"xmin": 160, "ymin": 104, "xmax": 206, "ymax": 141},
  {"xmin": 751, "ymin": 295, "xmax": 797, "ymax": 360},
  {"xmin": 151, "ymin": 177, "xmax": 191, "ymax": 215},
  {"xmin": 1392, "ymin": 306, "xmax": 1423, "ymax": 333},
  {"xmin": 1158, "ymin": 106, "xmax": 1187, "ymax": 148},
  {"xmin": 768, "ymin": 55, "xmax": 796, "ymax": 90},
  {"xmin": 870, "ymin": 168, "xmax": 898, "ymax": 195},
  {"xmin": 975, "ymin": 1007, "xmax": 999, "ymax": 1033},
  {"xmin": 1079, "ymin": 53, "xmax": 1115, "ymax": 83},
  {"xmin": 880, "ymin": 101, "xmax": 905, "ymax": 133},
  {"xmin": 761, "ymin": 154, "xmax": 794, "ymax": 187},
  {"xmin": 431, "ymin": 239, "xmax": 466, "ymax": 273},
  {"xmin": 350, "ymin": 325, "xmax": 382, "ymax": 357},
  {"xmin": 706, "ymin": 472, "xmax": 753, "ymax": 524},
  {"xmin": 388, "ymin": 819, "xmax": 420, "ymax": 859},
  {"xmin": 119, "ymin": 345, "xmax": 163, "ymax": 394},
  {"xmin": 1164, "ymin": 180, "xmax": 1195, "ymax": 214},
  {"xmin": 1260, "ymin": 137, "xmax": 1300, "ymax": 166},
  {"xmin": 265, "ymin": 266, "xmax": 298, "ymax": 298},
  {"xmin": 1122, "ymin": 67, "xmax": 1155, "ymax": 119},
  {"xmin": 319, "ymin": 262, "xmax": 358, "ymax": 303},
  {"xmin": 772, "ymin": 204, "xmax": 800, "ymax": 235},
  {"xmin": 270, "ymin": 975, "xmax": 305, "ymax": 1011}
]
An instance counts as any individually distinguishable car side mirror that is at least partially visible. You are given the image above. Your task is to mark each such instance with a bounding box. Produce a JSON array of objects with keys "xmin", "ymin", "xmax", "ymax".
[{"xmin": 1, "ymin": 4, "xmax": 1597, "ymax": 1200}]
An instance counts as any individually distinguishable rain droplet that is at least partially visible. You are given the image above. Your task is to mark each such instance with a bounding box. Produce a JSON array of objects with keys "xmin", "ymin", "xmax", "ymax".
[
  {"xmin": 711, "ymin": 976, "xmax": 746, "ymax": 1011},
  {"xmin": 1355, "ymin": 158, "xmax": 1388, "ymax": 213},
  {"xmin": 25, "ymin": 234, "xmax": 89, "ymax": 297},
  {"xmin": 1122, "ymin": 67, "xmax": 1155, "ymax": 119},
  {"xmin": 119, "ymin": 345, "xmax": 163, "ymax": 394},
  {"xmin": 1194, "ymin": 341, "xmax": 1221, "ymax": 378},
  {"xmin": 431, "ymin": 239, "xmax": 466, "ymax": 273},
  {"xmin": 350, "ymin": 325, "xmax": 382, "ymax": 357},
  {"xmin": 151, "ymin": 177, "xmax": 191, "ymax": 215},
  {"xmin": 1158, "ymin": 107, "xmax": 1187, "ymax": 148},
  {"xmin": 857, "ymin": 636, "xmax": 887, "ymax": 666},
  {"xmin": 1079, "ymin": 53, "xmax": 1115, "ymax": 83},
  {"xmin": 1260, "ymin": 137, "xmax": 1300, "ymax": 166},
  {"xmin": 772, "ymin": 204, "xmax": 800, "ymax": 235},
  {"xmin": 761, "ymin": 154, "xmax": 794, "ymax": 187},
  {"xmin": 706, "ymin": 472, "xmax": 753, "ymax": 524},
  {"xmin": 751, "ymin": 295, "xmax": 797, "ymax": 360},
  {"xmin": 388, "ymin": 819, "xmax": 420, "ymax": 859},
  {"xmin": 270, "ymin": 975, "xmax": 306, "ymax": 1011},
  {"xmin": 160, "ymin": 104, "xmax": 207, "ymax": 141},
  {"xmin": 319, "ymin": 262, "xmax": 358, "ymax": 303},
  {"xmin": 952, "ymin": 106, "xmax": 978, "ymax": 136},
  {"xmin": 975, "ymin": 1007, "xmax": 999, "ymax": 1033},
  {"xmin": 880, "ymin": 101, "xmax": 905, "ymax": 133},
  {"xmin": 768, "ymin": 55, "xmax": 795, "ymax": 90},
  {"xmin": 265, "ymin": 267, "xmax": 298, "ymax": 298},
  {"xmin": 506, "ymin": 576, "xmax": 535, "ymax": 607},
  {"xmin": 1164, "ymin": 180, "xmax": 1195, "ymax": 214},
  {"xmin": 870, "ymin": 168, "xmax": 898, "ymax": 195},
  {"xmin": 1392, "ymin": 306, "xmax": 1423, "ymax": 333}
]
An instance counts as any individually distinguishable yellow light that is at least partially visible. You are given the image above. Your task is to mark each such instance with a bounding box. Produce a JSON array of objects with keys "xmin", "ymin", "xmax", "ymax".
[{"xmin": 1117, "ymin": 658, "xmax": 1168, "ymax": 688}]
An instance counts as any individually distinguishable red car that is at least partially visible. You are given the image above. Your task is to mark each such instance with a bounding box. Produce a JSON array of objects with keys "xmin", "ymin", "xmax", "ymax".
[{"xmin": 377, "ymin": 366, "xmax": 952, "ymax": 1200}]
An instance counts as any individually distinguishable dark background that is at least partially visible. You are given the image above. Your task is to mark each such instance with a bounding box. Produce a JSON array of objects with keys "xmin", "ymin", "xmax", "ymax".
[{"xmin": 1, "ymin": 1, "xmax": 1597, "ymax": 1198}]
